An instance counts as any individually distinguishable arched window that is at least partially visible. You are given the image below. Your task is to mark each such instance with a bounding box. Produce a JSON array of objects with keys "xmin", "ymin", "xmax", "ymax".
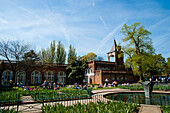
[
  {"xmin": 31, "ymin": 70, "xmax": 42, "ymax": 84},
  {"xmin": 45, "ymin": 71, "xmax": 55, "ymax": 83},
  {"xmin": 1, "ymin": 70, "xmax": 13, "ymax": 86},
  {"xmin": 57, "ymin": 72, "xmax": 66, "ymax": 84},
  {"xmin": 15, "ymin": 71, "xmax": 26, "ymax": 85}
]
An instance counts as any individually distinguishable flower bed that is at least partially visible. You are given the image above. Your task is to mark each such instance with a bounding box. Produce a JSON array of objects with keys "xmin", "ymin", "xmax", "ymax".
[
  {"xmin": 0, "ymin": 89, "xmax": 91, "ymax": 105},
  {"xmin": 42, "ymin": 101, "xmax": 138, "ymax": 113}
]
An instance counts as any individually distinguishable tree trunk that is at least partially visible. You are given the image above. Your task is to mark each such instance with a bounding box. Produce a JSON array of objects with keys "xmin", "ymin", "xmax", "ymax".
[
  {"xmin": 139, "ymin": 63, "xmax": 144, "ymax": 81},
  {"xmin": 12, "ymin": 70, "xmax": 16, "ymax": 86}
]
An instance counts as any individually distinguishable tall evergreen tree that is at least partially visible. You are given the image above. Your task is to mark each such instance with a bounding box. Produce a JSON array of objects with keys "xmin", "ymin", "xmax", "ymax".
[
  {"xmin": 56, "ymin": 41, "xmax": 66, "ymax": 64},
  {"xmin": 67, "ymin": 44, "xmax": 77, "ymax": 64},
  {"xmin": 49, "ymin": 40, "xmax": 56, "ymax": 63},
  {"xmin": 39, "ymin": 48, "xmax": 50, "ymax": 64}
]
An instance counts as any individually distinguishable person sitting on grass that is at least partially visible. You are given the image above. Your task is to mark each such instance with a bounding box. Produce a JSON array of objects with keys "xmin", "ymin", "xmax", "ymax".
[
  {"xmin": 54, "ymin": 85, "xmax": 60, "ymax": 90},
  {"xmin": 33, "ymin": 85, "xmax": 38, "ymax": 90},
  {"xmin": 23, "ymin": 86, "xmax": 29, "ymax": 91},
  {"xmin": 98, "ymin": 84, "xmax": 103, "ymax": 88},
  {"xmin": 111, "ymin": 81, "xmax": 115, "ymax": 87},
  {"xmin": 48, "ymin": 83, "xmax": 53, "ymax": 89},
  {"xmin": 76, "ymin": 84, "xmax": 81, "ymax": 89},
  {"xmin": 83, "ymin": 85, "xmax": 87, "ymax": 90}
]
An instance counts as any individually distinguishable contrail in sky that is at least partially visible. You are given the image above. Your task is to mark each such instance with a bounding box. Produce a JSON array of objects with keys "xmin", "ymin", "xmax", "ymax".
[
  {"xmin": 97, "ymin": 21, "xmax": 127, "ymax": 52},
  {"xmin": 99, "ymin": 15, "xmax": 108, "ymax": 30},
  {"xmin": 149, "ymin": 16, "xmax": 170, "ymax": 30}
]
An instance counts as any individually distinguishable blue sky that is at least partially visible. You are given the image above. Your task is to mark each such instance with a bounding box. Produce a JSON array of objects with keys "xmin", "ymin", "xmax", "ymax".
[{"xmin": 0, "ymin": 0, "xmax": 169, "ymax": 61}]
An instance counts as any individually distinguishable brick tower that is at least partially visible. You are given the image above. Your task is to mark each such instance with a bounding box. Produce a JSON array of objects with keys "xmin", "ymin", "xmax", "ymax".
[{"xmin": 107, "ymin": 40, "xmax": 123, "ymax": 65}]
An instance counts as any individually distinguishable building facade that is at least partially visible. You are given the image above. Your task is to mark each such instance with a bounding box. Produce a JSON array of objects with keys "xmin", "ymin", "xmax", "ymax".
[
  {"xmin": 85, "ymin": 40, "xmax": 137, "ymax": 85},
  {"xmin": 0, "ymin": 61, "xmax": 68, "ymax": 86},
  {"xmin": 0, "ymin": 40, "xmax": 137, "ymax": 86}
]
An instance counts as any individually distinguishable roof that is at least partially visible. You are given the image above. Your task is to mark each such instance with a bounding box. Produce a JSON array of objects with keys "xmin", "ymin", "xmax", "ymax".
[{"xmin": 107, "ymin": 39, "xmax": 117, "ymax": 54}]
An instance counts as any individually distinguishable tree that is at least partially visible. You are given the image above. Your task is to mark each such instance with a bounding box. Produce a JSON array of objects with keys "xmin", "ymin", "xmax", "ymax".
[
  {"xmin": 23, "ymin": 50, "xmax": 39, "ymax": 64},
  {"xmin": 66, "ymin": 57, "xmax": 87, "ymax": 85},
  {"xmin": 67, "ymin": 44, "xmax": 77, "ymax": 64},
  {"xmin": 121, "ymin": 22, "xmax": 154, "ymax": 80},
  {"xmin": 0, "ymin": 40, "xmax": 30, "ymax": 85},
  {"xmin": 49, "ymin": 40, "xmax": 56, "ymax": 63},
  {"xmin": 56, "ymin": 41, "xmax": 66, "ymax": 64},
  {"xmin": 81, "ymin": 52, "xmax": 97, "ymax": 62},
  {"xmin": 39, "ymin": 40, "xmax": 66, "ymax": 64},
  {"xmin": 141, "ymin": 53, "xmax": 166, "ymax": 77},
  {"xmin": 165, "ymin": 57, "xmax": 170, "ymax": 76},
  {"xmin": 39, "ymin": 48, "xmax": 49, "ymax": 64},
  {"xmin": 39, "ymin": 40, "xmax": 55, "ymax": 64}
]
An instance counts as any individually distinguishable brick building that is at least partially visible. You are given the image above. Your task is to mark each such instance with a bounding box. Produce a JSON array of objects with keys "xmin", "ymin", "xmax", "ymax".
[
  {"xmin": 0, "ymin": 61, "xmax": 68, "ymax": 86},
  {"xmin": 84, "ymin": 40, "xmax": 137, "ymax": 85},
  {"xmin": 0, "ymin": 40, "xmax": 137, "ymax": 86}
]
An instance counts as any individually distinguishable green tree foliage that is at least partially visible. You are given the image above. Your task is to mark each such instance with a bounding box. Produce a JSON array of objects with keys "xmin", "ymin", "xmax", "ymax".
[
  {"xmin": 39, "ymin": 40, "xmax": 55, "ymax": 64},
  {"xmin": 165, "ymin": 57, "xmax": 170, "ymax": 76},
  {"xmin": 142, "ymin": 54, "xmax": 166, "ymax": 76},
  {"xmin": 56, "ymin": 41, "xmax": 66, "ymax": 64},
  {"xmin": 121, "ymin": 22, "xmax": 154, "ymax": 80},
  {"xmin": 50, "ymin": 40, "xmax": 56, "ymax": 63},
  {"xmin": 39, "ymin": 48, "xmax": 50, "ymax": 63},
  {"xmin": 67, "ymin": 44, "xmax": 77, "ymax": 64},
  {"xmin": 66, "ymin": 57, "xmax": 87, "ymax": 84},
  {"xmin": 81, "ymin": 52, "xmax": 97, "ymax": 62},
  {"xmin": 39, "ymin": 40, "xmax": 66, "ymax": 64}
]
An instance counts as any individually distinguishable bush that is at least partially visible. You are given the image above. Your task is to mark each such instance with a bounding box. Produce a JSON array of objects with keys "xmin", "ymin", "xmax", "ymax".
[{"xmin": 161, "ymin": 105, "xmax": 170, "ymax": 113}]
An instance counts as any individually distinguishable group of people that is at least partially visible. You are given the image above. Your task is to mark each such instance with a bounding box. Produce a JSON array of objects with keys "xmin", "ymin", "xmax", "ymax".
[
  {"xmin": 102, "ymin": 78, "xmax": 118, "ymax": 87},
  {"xmin": 42, "ymin": 80, "xmax": 60, "ymax": 90},
  {"xmin": 22, "ymin": 80, "xmax": 62, "ymax": 91},
  {"xmin": 23, "ymin": 85, "xmax": 40, "ymax": 91}
]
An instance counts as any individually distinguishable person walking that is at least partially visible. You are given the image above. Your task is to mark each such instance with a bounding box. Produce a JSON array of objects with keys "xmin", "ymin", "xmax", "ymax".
[
  {"xmin": 44, "ymin": 80, "xmax": 48, "ymax": 89},
  {"xmin": 10, "ymin": 80, "xmax": 13, "ymax": 88},
  {"xmin": 156, "ymin": 78, "xmax": 158, "ymax": 85}
]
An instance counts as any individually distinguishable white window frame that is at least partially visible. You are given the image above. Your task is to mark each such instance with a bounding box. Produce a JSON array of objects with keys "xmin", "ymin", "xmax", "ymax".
[
  {"xmin": 57, "ymin": 72, "xmax": 66, "ymax": 84},
  {"xmin": 1, "ymin": 70, "xmax": 13, "ymax": 86},
  {"xmin": 45, "ymin": 71, "xmax": 55, "ymax": 83},
  {"xmin": 15, "ymin": 71, "xmax": 26, "ymax": 85},
  {"xmin": 31, "ymin": 70, "xmax": 42, "ymax": 84}
]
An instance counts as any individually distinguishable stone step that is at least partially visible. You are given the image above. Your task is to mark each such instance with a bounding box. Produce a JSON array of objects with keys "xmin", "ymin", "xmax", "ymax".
[{"xmin": 139, "ymin": 105, "xmax": 162, "ymax": 113}]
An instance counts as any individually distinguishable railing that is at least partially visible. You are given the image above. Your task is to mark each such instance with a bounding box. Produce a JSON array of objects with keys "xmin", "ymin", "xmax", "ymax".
[
  {"xmin": 111, "ymin": 94, "xmax": 170, "ymax": 106},
  {"xmin": 0, "ymin": 90, "xmax": 101, "ymax": 113},
  {"xmin": 0, "ymin": 89, "xmax": 169, "ymax": 112}
]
